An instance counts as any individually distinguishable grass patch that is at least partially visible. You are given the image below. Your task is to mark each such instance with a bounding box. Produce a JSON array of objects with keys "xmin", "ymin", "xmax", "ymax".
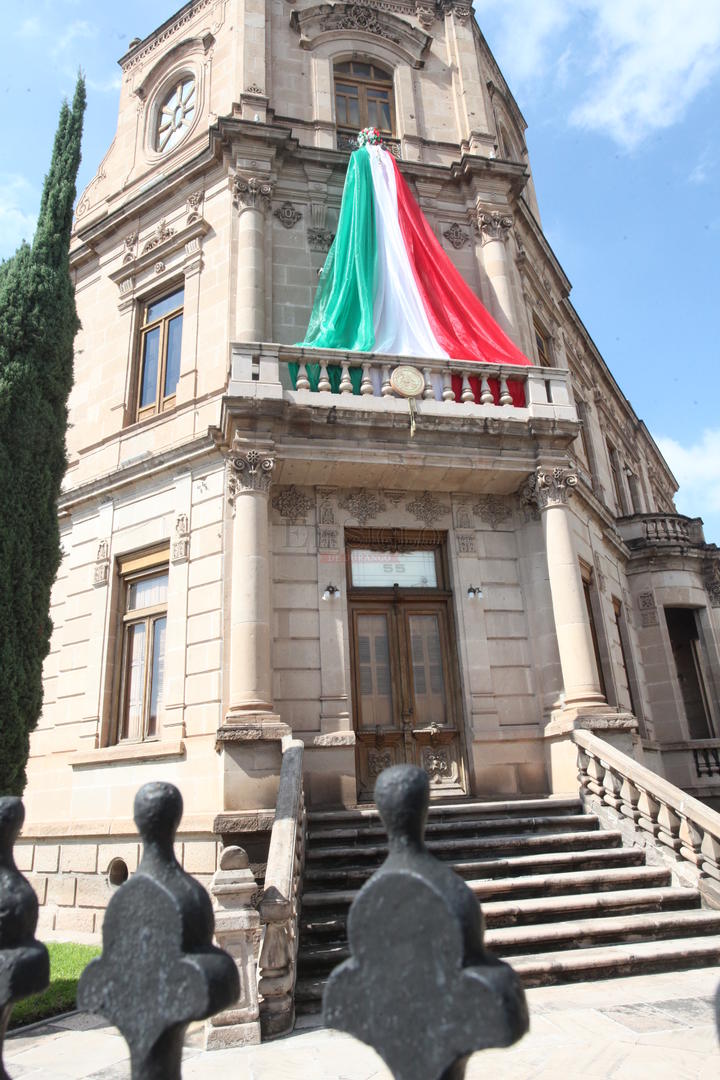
[{"xmin": 9, "ymin": 942, "xmax": 101, "ymax": 1029}]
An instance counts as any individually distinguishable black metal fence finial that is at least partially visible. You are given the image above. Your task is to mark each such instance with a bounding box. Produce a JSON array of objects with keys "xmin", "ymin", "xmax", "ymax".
[
  {"xmin": 0, "ymin": 797, "xmax": 50, "ymax": 1080},
  {"xmin": 323, "ymin": 765, "xmax": 529, "ymax": 1080},
  {"xmin": 78, "ymin": 781, "xmax": 239, "ymax": 1080}
]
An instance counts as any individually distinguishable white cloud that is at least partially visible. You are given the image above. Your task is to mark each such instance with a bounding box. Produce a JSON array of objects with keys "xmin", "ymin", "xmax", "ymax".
[
  {"xmin": 86, "ymin": 73, "xmax": 122, "ymax": 94},
  {"xmin": 475, "ymin": 0, "xmax": 720, "ymax": 147},
  {"xmin": 656, "ymin": 428, "xmax": 720, "ymax": 544},
  {"xmin": 52, "ymin": 19, "xmax": 98, "ymax": 58},
  {"xmin": 0, "ymin": 175, "xmax": 37, "ymax": 259},
  {"xmin": 688, "ymin": 146, "xmax": 714, "ymax": 185},
  {"xmin": 15, "ymin": 17, "xmax": 43, "ymax": 39}
]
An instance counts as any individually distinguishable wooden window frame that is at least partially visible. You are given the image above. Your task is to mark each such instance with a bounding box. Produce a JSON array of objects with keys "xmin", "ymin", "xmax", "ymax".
[
  {"xmin": 334, "ymin": 60, "xmax": 395, "ymax": 139},
  {"xmin": 114, "ymin": 546, "xmax": 170, "ymax": 745},
  {"xmin": 136, "ymin": 287, "xmax": 184, "ymax": 421},
  {"xmin": 533, "ymin": 315, "xmax": 552, "ymax": 368}
]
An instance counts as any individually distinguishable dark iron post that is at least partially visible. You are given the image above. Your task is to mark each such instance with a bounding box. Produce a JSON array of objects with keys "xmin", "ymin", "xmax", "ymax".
[
  {"xmin": 0, "ymin": 797, "xmax": 50, "ymax": 1080},
  {"xmin": 77, "ymin": 781, "xmax": 240, "ymax": 1080},
  {"xmin": 323, "ymin": 764, "xmax": 529, "ymax": 1080}
]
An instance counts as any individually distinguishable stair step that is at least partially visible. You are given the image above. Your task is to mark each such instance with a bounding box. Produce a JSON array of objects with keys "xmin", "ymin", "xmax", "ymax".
[
  {"xmin": 511, "ymin": 934, "xmax": 720, "ymax": 987},
  {"xmin": 307, "ymin": 796, "xmax": 582, "ymax": 826},
  {"xmin": 470, "ymin": 864, "xmax": 671, "ymax": 901},
  {"xmin": 304, "ymin": 845, "xmax": 645, "ymax": 886},
  {"xmin": 306, "ymin": 828, "xmax": 621, "ymax": 863},
  {"xmin": 308, "ymin": 813, "xmax": 598, "ymax": 845}
]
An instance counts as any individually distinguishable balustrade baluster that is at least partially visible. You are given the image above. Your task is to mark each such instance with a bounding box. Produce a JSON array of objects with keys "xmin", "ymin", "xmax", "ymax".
[
  {"xmin": 460, "ymin": 372, "xmax": 474, "ymax": 403},
  {"xmin": 422, "ymin": 368, "xmax": 435, "ymax": 399},
  {"xmin": 480, "ymin": 375, "xmax": 494, "ymax": 405},
  {"xmin": 339, "ymin": 362, "xmax": 353, "ymax": 395},
  {"xmin": 295, "ymin": 362, "xmax": 310, "ymax": 391},
  {"xmin": 656, "ymin": 803, "xmax": 682, "ymax": 852},
  {"xmin": 317, "ymin": 364, "xmax": 331, "ymax": 393},
  {"xmin": 441, "ymin": 371, "xmax": 455, "ymax": 402},
  {"xmin": 498, "ymin": 376, "xmax": 513, "ymax": 406},
  {"xmin": 381, "ymin": 365, "xmax": 393, "ymax": 397},
  {"xmin": 360, "ymin": 363, "xmax": 374, "ymax": 396},
  {"xmin": 637, "ymin": 788, "xmax": 661, "ymax": 837},
  {"xmin": 679, "ymin": 815, "xmax": 704, "ymax": 866},
  {"xmin": 602, "ymin": 765, "xmax": 623, "ymax": 810}
]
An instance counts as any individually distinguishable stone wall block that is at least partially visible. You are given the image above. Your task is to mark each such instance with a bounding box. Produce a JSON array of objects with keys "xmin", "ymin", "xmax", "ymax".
[
  {"xmin": 34, "ymin": 844, "xmax": 61, "ymax": 873},
  {"xmin": 60, "ymin": 844, "xmax": 98, "ymax": 873},
  {"xmin": 55, "ymin": 907, "xmax": 95, "ymax": 935},
  {"xmin": 76, "ymin": 874, "xmax": 114, "ymax": 909},
  {"xmin": 47, "ymin": 875, "xmax": 78, "ymax": 907}
]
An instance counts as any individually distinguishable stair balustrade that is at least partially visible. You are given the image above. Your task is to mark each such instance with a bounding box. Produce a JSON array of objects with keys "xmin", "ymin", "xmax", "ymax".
[
  {"xmin": 574, "ymin": 729, "xmax": 720, "ymax": 895},
  {"xmin": 257, "ymin": 737, "xmax": 306, "ymax": 1039}
]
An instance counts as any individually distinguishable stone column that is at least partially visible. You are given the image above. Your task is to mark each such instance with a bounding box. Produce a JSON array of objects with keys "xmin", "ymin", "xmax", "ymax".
[
  {"xmin": 226, "ymin": 443, "xmax": 276, "ymax": 720},
  {"xmin": 471, "ymin": 206, "xmax": 515, "ymax": 338},
  {"xmin": 532, "ymin": 465, "xmax": 606, "ymax": 710},
  {"xmin": 232, "ymin": 175, "xmax": 274, "ymax": 342}
]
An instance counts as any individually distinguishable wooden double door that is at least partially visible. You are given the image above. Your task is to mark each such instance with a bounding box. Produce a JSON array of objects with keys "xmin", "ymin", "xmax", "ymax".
[{"xmin": 350, "ymin": 592, "xmax": 467, "ymax": 800}]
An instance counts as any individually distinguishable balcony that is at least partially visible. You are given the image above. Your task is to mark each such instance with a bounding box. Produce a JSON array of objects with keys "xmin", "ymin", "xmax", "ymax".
[
  {"xmin": 228, "ymin": 344, "xmax": 577, "ymax": 425},
  {"xmin": 617, "ymin": 513, "xmax": 706, "ymax": 551}
]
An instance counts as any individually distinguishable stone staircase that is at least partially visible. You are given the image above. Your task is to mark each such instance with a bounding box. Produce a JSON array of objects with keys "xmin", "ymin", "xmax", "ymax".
[{"xmin": 295, "ymin": 794, "xmax": 720, "ymax": 1015}]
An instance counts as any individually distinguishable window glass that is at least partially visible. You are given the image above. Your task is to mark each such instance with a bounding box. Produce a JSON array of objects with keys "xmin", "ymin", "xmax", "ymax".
[
  {"xmin": 156, "ymin": 77, "xmax": 196, "ymax": 154},
  {"xmin": 148, "ymin": 616, "xmax": 167, "ymax": 737},
  {"xmin": 351, "ymin": 550, "xmax": 437, "ymax": 588},
  {"xmin": 164, "ymin": 314, "xmax": 183, "ymax": 397},
  {"xmin": 356, "ymin": 614, "xmax": 394, "ymax": 728},
  {"xmin": 139, "ymin": 328, "xmax": 160, "ymax": 409},
  {"xmin": 408, "ymin": 614, "xmax": 446, "ymax": 726},
  {"xmin": 121, "ymin": 622, "xmax": 147, "ymax": 741},
  {"xmin": 147, "ymin": 288, "xmax": 184, "ymax": 323},
  {"xmin": 127, "ymin": 572, "xmax": 169, "ymax": 611}
]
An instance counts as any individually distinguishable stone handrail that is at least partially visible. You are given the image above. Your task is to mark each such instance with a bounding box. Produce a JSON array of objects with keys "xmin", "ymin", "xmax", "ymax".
[
  {"xmin": 257, "ymin": 737, "xmax": 306, "ymax": 1038},
  {"xmin": 229, "ymin": 344, "xmax": 577, "ymax": 423},
  {"xmin": 573, "ymin": 729, "xmax": 720, "ymax": 889},
  {"xmin": 617, "ymin": 512, "xmax": 705, "ymax": 549}
]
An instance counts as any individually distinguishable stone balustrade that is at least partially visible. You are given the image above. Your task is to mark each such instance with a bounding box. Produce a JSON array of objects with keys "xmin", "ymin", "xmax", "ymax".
[
  {"xmin": 257, "ymin": 738, "xmax": 306, "ymax": 1038},
  {"xmin": 617, "ymin": 512, "xmax": 706, "ymax": 550},
  {"xmin": 574, "ymin": 729, "xmax": 720, "ymax": 896},
  {"xmin": 229, "ymin": 344, "xmax": 577, "ymax": 425}
]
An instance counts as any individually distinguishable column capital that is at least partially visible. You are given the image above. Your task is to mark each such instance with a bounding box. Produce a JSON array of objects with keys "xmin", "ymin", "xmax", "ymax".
[
  {"xmin": 230, "ymin": 174, "xmax": 275, "ymax": 214},
  {"xmin": 531, "ymin": 465, "xmax": 578, "ymax": 510},
  {"xmin": 227, "ymin": 444, "xmax": 276, "ymax": 501},
  {"xmin": 468, "ymin": 206, "xmax": 513, "ymax": 245}
]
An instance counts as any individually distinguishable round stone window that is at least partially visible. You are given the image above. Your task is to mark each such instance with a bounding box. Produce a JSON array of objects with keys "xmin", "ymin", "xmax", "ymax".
[{"xmin": 155, "ymin": 76, "xmax": 196, "ymax": 154}]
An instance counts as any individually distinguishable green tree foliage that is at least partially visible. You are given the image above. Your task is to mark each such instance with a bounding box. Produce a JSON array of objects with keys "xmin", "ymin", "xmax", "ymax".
[{"xmin": 0, "ymin": 77, "xmax": 86, "ymax": 794}]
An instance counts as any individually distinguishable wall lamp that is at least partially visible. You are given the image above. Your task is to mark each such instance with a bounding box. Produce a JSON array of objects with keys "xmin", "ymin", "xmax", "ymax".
[
  {"xmin": 466, "ymin": 585, "xmax": 483, "ymax": 601},
  {"xmin": 322, "ymin": 584, "xmax": 341, "ymax": 601}
]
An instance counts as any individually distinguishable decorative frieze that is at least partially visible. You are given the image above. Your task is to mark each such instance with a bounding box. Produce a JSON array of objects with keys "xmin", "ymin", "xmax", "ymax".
[
  {"xmin": 308, "ymin": 228, "xmax": 335, "ymax": 252},
  {"xmin": 172, "ymin": 514, "xmax": 190, "ymax": 563},
  {"xmin": 338, "ymin": 491, "xmax": 386, "ymax": 527},
  {"xmin": 405, "ymin": 491, "xmax": 448, "ymax": 527},
  {"xmin": 142, "ymin": 219, "xmax": 176, "ymax": 253},
  {"xmin": 274, "ymin": 202, "xmax": 302, "ymax": 229},
  {"xmin": 473, "ymin": 495, "xmax": 512, "ymax": 530},
  {"xmin": 228, "ymin": 446, "xmax": 275, "ymax": 502},
  {"xmin": 93, "ymin": 540, "xmax": 111, "ymax": 587},
  {"xmin": 442, "ymin": 222, "xmax": 470, "ymax": 250},
  {"xmin": 231, "ymin": 175, "xmax": 275, "ymax": 214},
  {"xmin": 530, "ymin": 466, "xmax": 578, "ymax": 511},
  {"xmin": 272, "ymin": 486, "xmax": 313, "ymax": 523}
]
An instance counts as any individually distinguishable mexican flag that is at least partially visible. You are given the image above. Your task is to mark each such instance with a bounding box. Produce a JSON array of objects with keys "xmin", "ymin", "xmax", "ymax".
[{"xmin": 297, "ymin": 139, "xmax": 531, "ymax": 374}]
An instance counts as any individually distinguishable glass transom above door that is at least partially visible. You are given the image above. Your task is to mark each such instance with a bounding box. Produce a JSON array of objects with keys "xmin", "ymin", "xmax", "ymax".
[{"xmin": 350, "ymin": 549, "xmax": 438, "ymax": 589}]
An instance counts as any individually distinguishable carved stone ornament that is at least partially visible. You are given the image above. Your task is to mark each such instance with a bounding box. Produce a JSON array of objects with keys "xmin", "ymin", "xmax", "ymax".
[
  {"xmin": 122, "ymin": 233, "xmax": 138, "ymax": 264},
  {"xmin": 531, "ymin": 466, "xmax": 578, "ymax": 511},
  {"xmin": 318, "ymin": 491, "xmax": 336, "ymax": 524},
  {"xmin": 704, "ymin": 560, "xmax": 720, "ymax": 608},
  {"xmin": 456, "ymin": 531, "xmax": 476, "ymax": 556},
  {"xmin": 367, "ymin": 750, "xmax": 394, "ymax": 779},
  {"xmin": 414, "ymin": 0, "xmax": 435, "ymax": 28},
  {"xmin": 172, "ymin": 514, "xmax": 190, "ymax": 563},
  {"xmin": 274, "ymin": 202, "xmax": 302, "ymax": 229},
  {"xmin": 593, "ymin": 552, "xmax": 607, "ymax": 595},
  {"xmin": 228, "ymin": 447, "xmax": 276, "ymax": 500},
  {"xmin": 272, "ymin": 485, "xmax": 314, "ymax": 523},
  {"xmin": 473, "ymin": 495, "xmax": 512, "ymax": 530},
  {"xmin": 637, "ymin": 590, "xmax": 659, "ymax": 627},
  {"xmin": 291, "ymin": 4, "xmax": 431, "ymax": 68},
  {"xmin": 405, "ymin": 491, "xmax": 448, "ymax": 527},
  {"xmin": 442, "ymin": 222, "xmax": 470, "ymax": 250},
  {"xmin": 308, "ymin": 227, "xmax": 335, "ymax": 252},
  {"xmin": 93, "ymin": 539, "xmax": 111, "ymax": 587},
  {"xmin": 231, "ymin": 175, "xmax": 275, "ymax": 213},
  {"xmin": 154, "ymin": 261, "xmax": 166, "ymax": 274},
  {"xmin": 339, "ymin": 490, "xmax": 386, "ymax": 527},
  {"xmin": 469, "ymin": 207, "xmax": 513, "ymax": 245},
  {"xmin": 142, "ymin": 219, "xmax": 176, "ymax": 253},
  {"xmin": 186, "ymin": 190, "xmax": 204, "ymax": 225},
  {"xmin": 245, "ymin": 83, "xmax": 264, "ymax": 95},
  {"xmin": 324, "ymin": 2, "xmax": 384, "ymax": 36},
  {"xmin": 318, "ymin": 527, "xmax": 340, "ymax": 551}
]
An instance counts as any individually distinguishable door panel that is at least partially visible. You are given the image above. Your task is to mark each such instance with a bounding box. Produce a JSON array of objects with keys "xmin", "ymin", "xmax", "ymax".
[{"xmin": 351, "ymin": 596, "xmax": 466, "ymax": 800}]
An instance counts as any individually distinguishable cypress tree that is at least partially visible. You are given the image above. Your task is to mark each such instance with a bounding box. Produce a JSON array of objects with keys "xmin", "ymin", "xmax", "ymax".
[{"xmin": 0, "ymin": 77, "xmax": 86, "ymax": 794}]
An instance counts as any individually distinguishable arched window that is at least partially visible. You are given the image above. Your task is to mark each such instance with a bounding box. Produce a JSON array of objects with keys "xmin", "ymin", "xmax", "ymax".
[{"xmin": 334, "ymin": 60, "xmax": 395, "ymax": 138}]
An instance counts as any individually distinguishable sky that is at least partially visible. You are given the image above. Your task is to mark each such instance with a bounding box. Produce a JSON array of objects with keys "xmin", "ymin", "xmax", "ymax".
[{"xmin": 0, "ymin": 0, "xmax": 718, "ymax": 541}]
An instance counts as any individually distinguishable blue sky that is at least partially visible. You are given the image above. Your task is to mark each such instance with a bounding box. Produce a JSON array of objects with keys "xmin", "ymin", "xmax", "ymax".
[{"xmin": 1, "ymin": 1, "xmax": 718, "ymax": 541}]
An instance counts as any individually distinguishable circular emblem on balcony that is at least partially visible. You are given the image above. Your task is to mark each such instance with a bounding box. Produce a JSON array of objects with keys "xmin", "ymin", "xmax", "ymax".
[{"xmin": 390, "ymin": 365, "xmax": 425, "ymax": 398}]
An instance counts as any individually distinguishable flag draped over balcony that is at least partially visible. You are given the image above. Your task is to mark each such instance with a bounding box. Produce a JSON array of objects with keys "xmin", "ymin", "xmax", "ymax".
[{"xmin": 297, "ymin": 135, "xmax": 531, "ymax": 369}]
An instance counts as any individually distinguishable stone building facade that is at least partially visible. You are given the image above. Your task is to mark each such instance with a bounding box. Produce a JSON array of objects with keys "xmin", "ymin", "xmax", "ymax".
[{"xmin": 17, "ymin": 0, "xmax": 720, "ymax": 934}]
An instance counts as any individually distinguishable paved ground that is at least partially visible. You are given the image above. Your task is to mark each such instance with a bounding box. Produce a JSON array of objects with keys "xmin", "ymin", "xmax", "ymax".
[{"xmin": 5, "ymin": 968, "xmax": 720, "ymax": 1079}]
